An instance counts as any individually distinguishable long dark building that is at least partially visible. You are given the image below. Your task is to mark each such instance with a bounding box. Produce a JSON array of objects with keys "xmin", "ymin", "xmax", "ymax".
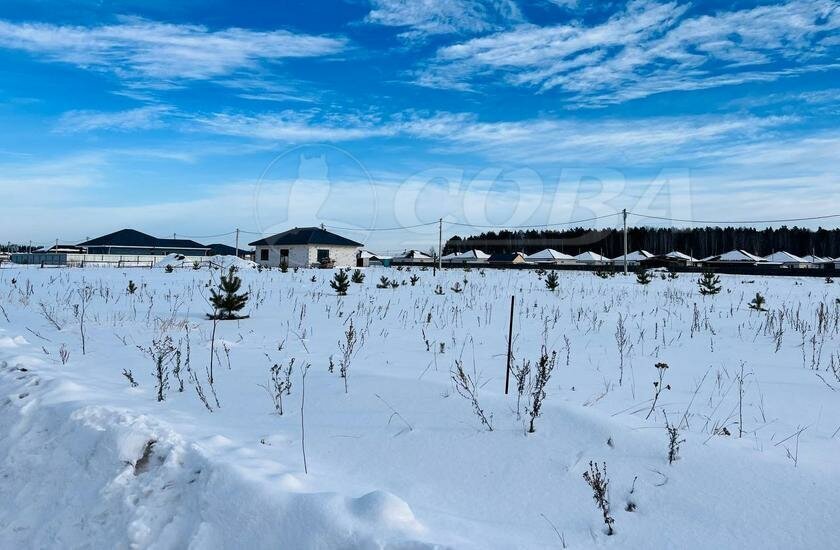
[{"xmin": 77, "ymin": 229, "xmax": 211, "ymax": 256}]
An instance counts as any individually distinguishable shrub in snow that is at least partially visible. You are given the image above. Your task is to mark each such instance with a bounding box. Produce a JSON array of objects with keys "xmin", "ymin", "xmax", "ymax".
[
  {"xmin": 450, "ymin": 282, "xmax": 464, "ymax": 293},
  {"xmin": 126, "ymin": 280, "xmax": 137, "ymax": 295},
  {"xmin": 409, "ymin": 274, "xmax": 420, "ymax": 286},
  {"xmin": 434, "ymin": 284, "xmax": 444, "ymax": 295},
  {"xmin": 351, "ymin": 269, "xmax": 365, "ymax": 283},
  {"xmin": 376, "ymin": 276, "xmax": 391, "ymax": 289},
  {"xmin": 330, "ymin": 270, "xmax": 350, "ymax": 296},
  {"xmin": 526, "ymin": 347, "xmax": 556, "ymax": 433},
  {"xmin": 582, "ymin": 461, "xmax": 614, "ymax": 535},
  {"xmin": 545, "ymin": 271, "xmax": 559, "ymax": 291},
  {"xmin": 697, "ymin": 271, "xmax": 721, "ymax": 295},
  {"xmin": 338, "ymin": 320, "xmax": 358, "ymax": 394},
  {"xmin": 635, "ymin": 269, "xmax": 652, "ymax": 285},
  {"xmin": 594, "ymin": 268, "xmax": 612, "ymax": 279},
  {"xmin": 451, "ymin": 359, "xmax": 493, "ymax": 431},
  {"xmin": 511, "ymin": 357, "xmax": 531, "ymax": 419},
  {"xmin": 209, "ymin": 266, "xmax": 249, "ymax": 320},
  {"xmin": 261, "ymin": 358, "xmax": 295, "ymax": 415},
  {"xmin": 122, "ymin": 368, "xmax": 138, "ymax": 388},
  {"xmin": 138, "ymin": 336, "xmax": 176, "ymax": 402},
  {"xmin": 666, "ymin": 415, "xmax": 685, "ymax": 464},
  {"xmin": 164, "ymin": 264, "xmax": 174, "ymax": 273}
]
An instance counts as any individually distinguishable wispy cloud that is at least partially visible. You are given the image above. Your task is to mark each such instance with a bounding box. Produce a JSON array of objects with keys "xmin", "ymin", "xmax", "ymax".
[
  {"xmin": 55, "ymin": 105, "xmax": 173, "ymax": 133},
  {"xmin": 190, "ymin": 110, "xmax": 395, "ymax": 142},
  {"xmin": 365, "ymin": 0, "xmax": 523, "ymax": 40},
  {"xmin": 0, "ymin": 16, "xmax": 346, "ymax": 85},
  {"xmin": 416, "ymin": 0, "xmax": 840, "ymax": 105}
]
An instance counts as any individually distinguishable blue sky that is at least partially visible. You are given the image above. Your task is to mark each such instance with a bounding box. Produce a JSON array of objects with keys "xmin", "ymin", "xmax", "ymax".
[{"xmin": 0, "ymin": 0, "xmax": 838, "ymax": 251}]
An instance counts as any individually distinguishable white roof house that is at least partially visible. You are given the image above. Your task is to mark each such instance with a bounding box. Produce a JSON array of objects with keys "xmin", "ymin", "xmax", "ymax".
[
  {"xmin": 526, "ymin": 248, "xmax": 575, "ymax": 263},
  {"xmin": 441, "ymin": 249, "xmax": 489, "ymax": 263},
  {"xmin": 803, "ymin": 255, "xmax": 831, "ymax": 263},
  {"xmin": 459, "ymin": 249, "xmax": 490, "ymax": 262},
  {"xmin": 359, "ymin": 250, "xmax": 392, "ymax": 260},
  {"xmin": 702, "ymin": 250, "xmax": 766, "ymax": 263},
  {"xmin": 574, "ymin": 251, "xmax": 609, "ymax": 263},
  {"xmin": 610, "ymin": 250, "xmax": 654, "ymax": 263},
  {"xmin": 395, "ymin": 249, "xmax": 433, "ymax": 261},
  {"xmin": 664, "ymin": 251, "xmax": 697, "ymax": 262},
  {"xmin": 763, "ymin": 251, "xmax": 808, "ymax": 267}
]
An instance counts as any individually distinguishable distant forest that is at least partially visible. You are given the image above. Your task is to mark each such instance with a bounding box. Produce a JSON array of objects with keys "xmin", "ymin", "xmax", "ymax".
[{"xmin": 444, "ymin": 226, "xmax": 840, "ymax": 259}]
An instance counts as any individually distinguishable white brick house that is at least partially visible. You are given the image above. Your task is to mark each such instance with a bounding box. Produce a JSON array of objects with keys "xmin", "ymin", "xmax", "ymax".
[{"xmin": 249, "ymin": 227, "xmax": 363, "ymax": 268}]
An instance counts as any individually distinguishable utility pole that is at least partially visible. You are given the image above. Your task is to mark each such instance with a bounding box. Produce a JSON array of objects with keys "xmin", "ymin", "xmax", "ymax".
[
  {"xmin": 235, "ymin": 228, "xmax": 240, "ymax": 258},
  {"xmin": 622, "ymin": 208, "xmax": 628, "ymax": 275},
  {"xmin": 438, "ymin": 218, "xmax": 443, "ymax": 272}
]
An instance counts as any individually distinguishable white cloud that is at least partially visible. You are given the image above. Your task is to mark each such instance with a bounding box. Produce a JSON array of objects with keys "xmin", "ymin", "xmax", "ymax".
[
  {"xmin": 190, "ymin": 107, "xmax": 800, "ymax": 167},
  {"xmin": 0, "ymin": 16, "xmax": 346, "ymax": 84},
  {"xmin": 365, "ymin": 0, "xmax": 523, "ymax": 40},
  {"xmin": 416, "ymin": 0, "xmax": 840, "ymax": 105},
  {"xmin": 190, "ymin": 110, "xmax": 396, "ymax": 142},
  {"xmin": 56, "ymin": 105, "xmax": 173, "ymax": 133}
]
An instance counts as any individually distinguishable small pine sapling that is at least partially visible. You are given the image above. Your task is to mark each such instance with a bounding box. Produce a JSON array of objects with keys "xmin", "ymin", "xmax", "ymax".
[
  {"xmin": 450, "ymin": 282, "xmax": 464, "ymax": 293},
  {"xmin": 209, "ymin": 266, "xmax": 249, "ymax": 320},
  {"xmin": 434, "ymin": 284, "xmax": 445, "ymax": 295},
  {"xmin": 409, "ymin": 274, "xmax": 420, "ymax": 286},
  {"xmin": 698, "ymin": 271, "xmax": 722, "ymax": 295},
  {"xmin": 545, "ymin": 271, "xmax": 559, "ymax": 291},
  {"xmin": 748, "ymin": 292, "xmax": 767, "ymax": 311},
  {"xmin": 127, "ymin": 280, "xmax": 138, "ymax": 294},
  {"xmin": 165, "ymin": 264, "xmax": 174, "ymax": 273},
  {"xmin": 376, "ymin": 276, "xmax": 391, "ymax": 289},
  {"xmin": 351, "ymin": 269, "xmax": 365, "ymax": 283},
  {"xmin": 330, "ymin": 270, "xmax": 350, "ymax": 296},
  {"xmin": 635, "ymin": 269, "xmax": 652, "ymax": 285}
]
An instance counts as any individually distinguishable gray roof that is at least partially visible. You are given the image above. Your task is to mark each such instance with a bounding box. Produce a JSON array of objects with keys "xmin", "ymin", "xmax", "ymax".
[
  {"xmin": 78, "ymin": 229, "xmax": 207, "ymax": 250},
  {"xmin": 248, "ymin": 227, "xmax": 363, "ymax": 247}
]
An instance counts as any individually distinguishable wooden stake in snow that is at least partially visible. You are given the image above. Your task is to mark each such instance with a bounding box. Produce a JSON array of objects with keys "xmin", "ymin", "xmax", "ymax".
[{"xmin": 505, "ymin": 295, "xmax": 514, "ymax": 395}]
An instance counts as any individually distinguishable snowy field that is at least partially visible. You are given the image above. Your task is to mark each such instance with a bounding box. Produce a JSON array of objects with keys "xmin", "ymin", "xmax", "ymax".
[{"xmin": 1, "ymin": 264, "xmax": 839, "ymax": 549}]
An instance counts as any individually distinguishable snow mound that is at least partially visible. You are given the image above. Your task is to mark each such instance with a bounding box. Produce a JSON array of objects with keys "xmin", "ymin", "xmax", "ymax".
[
  {"xmin": 154, "ymin": 254, "xmax": 257, "ymax": 270},
  {"xmin": 0, "ymin": 335, "xmax": 27, "ymax": 349},
  {"xmin": 0, "ymin": 360, "xmax": 437, "ymax": 550},
  {"xmin": 154, "ymin": 254, "xmax": 189, "ymax": 268},
  {"xmin": 205, "ymin": 255, "xmax": 258, "ymax": 270}
]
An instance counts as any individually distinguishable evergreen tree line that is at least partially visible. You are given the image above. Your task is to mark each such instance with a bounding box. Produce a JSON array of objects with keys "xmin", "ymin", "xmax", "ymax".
[{"xmin": 444, "ymin": 226, "xmax": 840, "ymax": 259}]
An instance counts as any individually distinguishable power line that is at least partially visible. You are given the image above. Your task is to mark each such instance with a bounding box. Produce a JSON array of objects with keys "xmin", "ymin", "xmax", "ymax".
[
  {"xmin": 445, "ymin": 213, "xmax": 619, "ymax": 229},
  {"xmin": 174, "ymin": 231, "xmax": 237, "ymax": 240},
  {"xmin": 628, "ymin": 212, "xmax": 840, "ymax": 225},
  {"xmin": 324, "ymin": 221, "xmax": 439, "ymax": 232}
]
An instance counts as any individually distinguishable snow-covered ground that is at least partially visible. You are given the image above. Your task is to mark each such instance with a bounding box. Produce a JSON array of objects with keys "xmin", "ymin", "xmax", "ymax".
[{"xmin": 1, "ymin": 264, "xmax": 839, "ymax": 549}]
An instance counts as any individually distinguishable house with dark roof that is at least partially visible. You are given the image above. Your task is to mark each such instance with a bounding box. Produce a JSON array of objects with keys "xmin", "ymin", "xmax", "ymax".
[
  {"xmin": 248, "ymin": 227, "xmax": 363, "ymax": 268},
  {"xmin": 77, "ymin": 229, "xmax": 210, "ymax": 256},
  {"xmin": 488, "ymin": 252, "xmax": 527, "ymax": 265}
]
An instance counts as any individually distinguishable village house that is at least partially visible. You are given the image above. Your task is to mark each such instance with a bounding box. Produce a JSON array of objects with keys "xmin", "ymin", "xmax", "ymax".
[{"xmin": 249, "ymin": 227, "xmax": 362, "ymax": 268}]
